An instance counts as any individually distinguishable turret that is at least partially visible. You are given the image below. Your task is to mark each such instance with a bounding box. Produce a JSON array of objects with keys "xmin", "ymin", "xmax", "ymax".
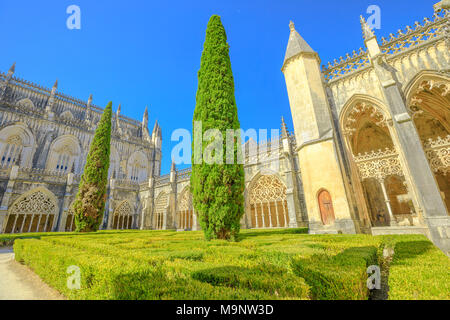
[{"xmin": 282, "ymin": 21, "xmax": 355, "ymax": 234}]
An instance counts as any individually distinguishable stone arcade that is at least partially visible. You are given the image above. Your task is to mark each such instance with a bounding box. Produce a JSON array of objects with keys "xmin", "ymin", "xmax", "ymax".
[{"xmin": 0, "ymin": 2, "xmax": 449, "ymax": 254}]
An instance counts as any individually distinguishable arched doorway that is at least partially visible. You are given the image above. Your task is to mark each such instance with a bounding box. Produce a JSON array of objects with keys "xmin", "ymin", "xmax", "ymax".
[
  {"xmin": 407, "ymin": 75, "xmax": 450, "ymax": 214},
  {"xmin": 4, "ymin": 187, "xmax": 58, "ymax": 233},
  {"xmin": 317, "ymin": 189, "xmax": 335, "ymax": 225},
  {"xmin": 341, "ymin": 99, "xmax": 414, "ymax": 227},
  {"xmin": 249, "ymin": 174, "xmax": 289, "ymax": 228},
  {"xmin": 112, "ymin": 200, "xmax": 134, "ymax": 230},
  {"xmin": 177, "ymin": 188, "xmax": 193, "ymax": 230}
]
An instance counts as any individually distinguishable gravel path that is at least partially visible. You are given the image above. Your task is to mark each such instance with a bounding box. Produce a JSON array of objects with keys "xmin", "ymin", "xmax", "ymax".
[{"xmin": 0, "ymin": 247, "xmax": 64, "ymax": 300}]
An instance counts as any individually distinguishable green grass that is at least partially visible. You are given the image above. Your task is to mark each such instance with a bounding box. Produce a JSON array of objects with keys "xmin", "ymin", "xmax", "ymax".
[{"xmin": 10, "ymin": 228, "xmax": 450, "ymax": 300}]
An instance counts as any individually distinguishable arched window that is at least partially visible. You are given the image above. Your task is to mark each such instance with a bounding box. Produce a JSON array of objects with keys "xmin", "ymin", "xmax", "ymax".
[
  {"xmin": 4, "ymin": 187, "xmax": 58, "ymax": 234},
  {"xmin": 1, "ymin": 135, "xmax": 23, "ymax": 168},
  {"xmin": 0, "ymin": 123, "xmax": 35, "ymax": 168},
  {"xmin": 127, "ymin": 151, "xmax": 148, "ymax": 182},
  {"xmin": 46, "ymin": 135, "xmax": 81, "ymax": 174},
  {"xmin": 154, "ymin": 192, "xmax": 168, "ymax": 230},
  {"xmin": 249, "ymin": 175, "xmax": 289, "ymax": 228},
  {"xmin": 177, "ymin": 189, "xmax": 193, "ymax": 230},
  {"xmin": 317, "ymin": 189, "xmax": 335, "ymax": 225},
  {"xmin": 112, "ymin": 200, "xmax": 134, "ymax": 230}
]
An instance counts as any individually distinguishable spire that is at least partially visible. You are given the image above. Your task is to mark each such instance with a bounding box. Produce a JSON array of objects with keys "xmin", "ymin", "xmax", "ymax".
[
  {"xmin": 53, "ymin": 79, "xmax": 58, "ymax": 89},
  {"xmin": 8, "ymin": 62, "xmax": 16, "ymax": 74},
  {"xmin": 152, "ymin": 120, "xmax": 159, "ymax": 135},
  {"xmin": 85, "ymin": 94, "xmax": 93, "ymax": 122},
  {"xmin": 117, "ymin": 103, "xmax": 121, "ymax": 115},
  {"xmin": 283, "ymin": 21, "xmax": 315, "ymax": 68},
  {"xmin": 360, "ymin": 16, "xmax": 375, "ymax": 41},
  {"xmin": 281, "ymin": 116, "xmax": 289, "ymax": 138},
  {"xmin": 143, "ymin": 106, "xmax": 148, "ymax": 123}
]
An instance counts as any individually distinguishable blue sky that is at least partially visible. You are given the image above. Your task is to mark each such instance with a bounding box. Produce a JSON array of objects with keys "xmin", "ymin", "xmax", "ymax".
[{"xmin": 0, "ymin": 0, "xmax": 437, "ymax": 174}]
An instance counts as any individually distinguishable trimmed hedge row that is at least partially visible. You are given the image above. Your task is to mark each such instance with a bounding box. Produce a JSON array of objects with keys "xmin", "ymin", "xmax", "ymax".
[
  {"xmin": 11, "ymin": 230, "xmax": 449, "ymax": 300},
  {"xmin": 291, "ymin": 245, "xmax": 379, "ymax": 300},
  {"xmin": 387, "ymin": 237, "xmax": 450, "ymax": 300}
]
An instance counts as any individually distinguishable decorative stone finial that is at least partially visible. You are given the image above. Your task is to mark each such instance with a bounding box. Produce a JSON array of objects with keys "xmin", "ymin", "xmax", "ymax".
[
  {"xmin": 117, "ymin": 103, "xmax": 121, "ymax": 115},
  {"xmin": 360, "ymin": 16, "xmax": 375, "ymax": 40},
  {"xmin": 53, "ymin": 79, "xmax": 58, "ymax": 89},
  {"xmin": 289, "ymin": 21, "xmax": 295, "ymax": 32},
  {"xmin": 171, "ymin": 161, "xmax": 176, "ymax": 172},
  {"xmin": 8, "ymin": 62, "xmax": 16, "ymax": 74}
]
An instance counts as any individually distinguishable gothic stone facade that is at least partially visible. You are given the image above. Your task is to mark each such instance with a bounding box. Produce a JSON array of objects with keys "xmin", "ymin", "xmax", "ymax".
[
  {"xmin": 0, "ymin": 2, "xmax": 449, "ymax": 254},
  {"xmin": 282, "ymin": 4, "xmax": 450, "ymax": 254},
  {"xmin": 0, "ymin": 71, "xmax": 162, "ymax": 233}
]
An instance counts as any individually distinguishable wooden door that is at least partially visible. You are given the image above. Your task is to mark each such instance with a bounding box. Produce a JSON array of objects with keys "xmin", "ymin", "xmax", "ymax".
[{"xmin": 318, "ymin": 190, "xmax": 335, "ymax": 225}]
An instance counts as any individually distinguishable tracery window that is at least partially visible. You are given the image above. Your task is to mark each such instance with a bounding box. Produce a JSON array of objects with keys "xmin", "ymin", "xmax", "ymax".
[
  {"xmin": 177, "ymin": 189, "xmax": 193, "ymax": 230},
  {"xmin": 249, "ymin": 175, "xmax": 289, "ymax": 228},
  {"xmin": 112, "ymin": 200, "xmax": 134, "ymax": 230},
  {"xmin": 154, "ymin": 192, "xmax": 168, "ymax": 230},
  {"xmin": 4, "ymin": 189, "xmax": 58, "ymax": 234},
  {"xmin": 1, "ymin": 135, "xmax": 23, "ymax": 168}
]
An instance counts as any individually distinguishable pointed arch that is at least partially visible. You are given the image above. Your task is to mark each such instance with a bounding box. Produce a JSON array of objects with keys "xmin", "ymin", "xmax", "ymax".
[
  {"xmin": 60, "ymin": 110, "xmax": 74, "ymax": 121},
  {"xmin": 248, "ymin": 173, "xmax": 289, "ymax": 228},
  {"xmin": 127, "ymin": 150, "xmax": 148, "ymax": 182},
  {"xmin": 16, "ymin": 98, "xmax": 35, "ymax": 110},
  {"xmin": 404, "ymin": 71, "xmax": 450, "ymax": 213},
  {"xmin": 154, "ymin": 191, "xmax": 169, "ymax": 230},
  {"xmin": 3, "ymin": 187, "xmax": 59, "ymax": 233},
  {"xmin": 0, "ymin": 122, "xmax": 36, "ymax": 168},
  {"xmin": 177, "ymin": 186, "xmax": 193, "ymax": 230},
  {"xmin": 112, "ymin": 200, "xmax": 134, "ymax": 230},
  {"xmin": 46, "ymin": 134, "xmax": 82, "ymax": 174}
]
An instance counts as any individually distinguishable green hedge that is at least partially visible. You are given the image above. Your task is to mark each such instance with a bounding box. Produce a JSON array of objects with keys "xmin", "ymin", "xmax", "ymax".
[
  {"xmin": 291, "ymin": 245, "xmax": 379, "ymax": 300},
  {"xmin": 387, "ymin": 237, "xmax": 450, "ymax": 300},
  {"xmin": 11, "ymin": 230, "xmax": 449, "ymax": 300}
]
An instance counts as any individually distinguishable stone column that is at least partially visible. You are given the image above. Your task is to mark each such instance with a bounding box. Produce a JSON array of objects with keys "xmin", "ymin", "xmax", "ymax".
[
  {"xmin": 107, "ymin": 179, "xmax": 115, "ymax": 230},
  {"xmin": 378, "ymin": 178, "xmax": 396, "ymax": 226},
  {"xmin": 58, "ymin": 173, "xmax": 74, "ymax": 232},
  {"xmin": 0, "ymin": 165, "xmax": 18, "ymax": 233}
]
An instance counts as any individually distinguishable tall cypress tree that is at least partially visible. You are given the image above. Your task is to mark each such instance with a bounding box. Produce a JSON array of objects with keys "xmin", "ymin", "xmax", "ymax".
[
  {"xmin": 191, "ymin": 15, "xmax": 245, "ymax": 241},
  {"xmin": 73, "ymin": 102, "xmax": 112, "ymax": 232}
]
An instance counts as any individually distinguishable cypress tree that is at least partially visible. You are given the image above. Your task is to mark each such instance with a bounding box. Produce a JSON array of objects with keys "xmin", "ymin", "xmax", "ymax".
[
  {"xmin": 191, "ymin": 15, "xmax": 245, "ymax": 241},
  {"xmin": 73, "ymin": 101, "xmax": 112, "ymax": 232}
]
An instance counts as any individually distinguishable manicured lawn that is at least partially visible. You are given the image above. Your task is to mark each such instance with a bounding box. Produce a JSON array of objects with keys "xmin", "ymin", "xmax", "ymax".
[{"xmin": 9, "ymin": 229, "xmax": 450, "ymax": 300}]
